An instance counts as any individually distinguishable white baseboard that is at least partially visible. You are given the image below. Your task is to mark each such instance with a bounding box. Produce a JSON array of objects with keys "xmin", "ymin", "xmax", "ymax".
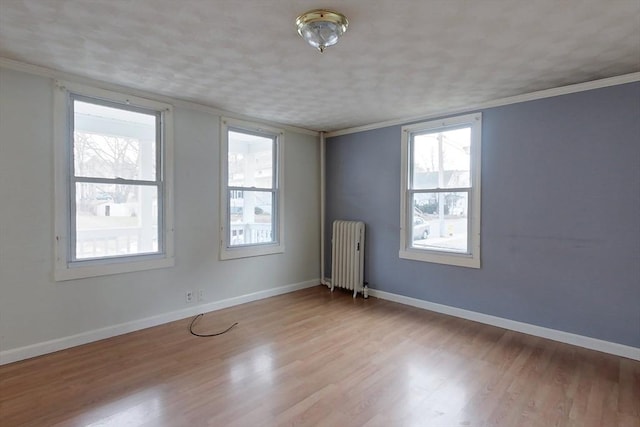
[
  {"xmin": 368, "ymin": 289, "xmax": 640, "ymax": 361},
  {"xmin": 0, "ymin": 279, "xmax": 319, "ymax": 365}
]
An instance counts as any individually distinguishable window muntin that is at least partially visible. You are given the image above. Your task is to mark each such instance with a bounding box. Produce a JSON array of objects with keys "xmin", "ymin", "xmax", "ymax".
[
  {"xmin": 400, "ymin": 113, "xmax": 481, "ymax": 268},
  {"xmin": 54, "ymin": 82, "xmax": 174, "ymax": 280},
  {"xmin": 220, "ymin": 118, "xmax": 284, "ymax": 259}
]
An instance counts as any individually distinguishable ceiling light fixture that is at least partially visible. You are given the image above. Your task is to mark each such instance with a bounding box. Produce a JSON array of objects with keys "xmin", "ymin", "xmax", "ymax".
[{"xmin": 296, "ymin": 9, "xmax": 348, "ymax": 53}]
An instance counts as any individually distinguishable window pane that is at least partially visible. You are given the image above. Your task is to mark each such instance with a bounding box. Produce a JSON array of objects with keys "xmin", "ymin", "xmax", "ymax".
[
  {"xmin": 74, "ymin": 183, "xmax": 159, "ymax": 259},
  {"xmin": 228, "ymin": 190, "xmax": 274, "ymax": 246},
  {"xmin": 73, "ymin": 100, "xmax": 157, "ymax": 181},
  {"xmin": 228, "ymin": 130, "xmax": 274, "ymax": 188},
  {"xmin": 412, "ymin": 127, "xmax": 470, "ymax": 189},
  {"xmin": 411, "ymin": 191, "xmax": 469, "ymax": 253}
]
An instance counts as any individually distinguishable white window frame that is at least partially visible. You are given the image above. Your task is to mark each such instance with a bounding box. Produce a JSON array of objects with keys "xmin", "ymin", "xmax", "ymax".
[
  {"xmin": 53, "ymin": 81, "xmax": 174, "ymax": 281},
  {"xmin": 399, "ymin": 113, "xmax": 482, "ymax": 268},
  {"xmin": 219, "ymin": 117, "xmax": 284, "ymax": 260}
]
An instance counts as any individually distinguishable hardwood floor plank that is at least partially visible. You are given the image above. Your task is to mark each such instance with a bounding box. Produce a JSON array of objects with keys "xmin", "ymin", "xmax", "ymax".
[
  {"xmin": 618, "ymin": 358, "xmax": 640, "ymax": 417},
  {"xmin": 1, "ymin": 286, "xmax": 638, "ymax": 427}
]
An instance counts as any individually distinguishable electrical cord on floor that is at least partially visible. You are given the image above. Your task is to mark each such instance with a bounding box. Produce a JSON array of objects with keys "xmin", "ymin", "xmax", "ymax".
[{"xmin": 189, "ymin": 313, "xmax": 238, "ymax": 337}]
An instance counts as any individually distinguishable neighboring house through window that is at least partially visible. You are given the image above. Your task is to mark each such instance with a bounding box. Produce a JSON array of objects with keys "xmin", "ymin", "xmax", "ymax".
[
  {"xmin": 400, "ymin": 113, "xmax": 482, "ymax": 268},
  {"xmin": 54, "ymin": 82, "xmax": 174, "ymax": 280},
  {"xmin": 220, "ymin": 118, "xmax": 284, "ymax": 260}
]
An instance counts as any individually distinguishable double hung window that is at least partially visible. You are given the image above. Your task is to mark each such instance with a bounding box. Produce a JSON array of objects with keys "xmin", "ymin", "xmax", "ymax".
[
  {"xmin": 220, "ymin": 118, "xmax": 284, "ymax": 259},
  {"xmin": 400, "ymin": 113, "xmax": 481, "ymax": 268},
  {"xmin": 54, "ymin": 83, "xmax": 174, "ymax": 280}
]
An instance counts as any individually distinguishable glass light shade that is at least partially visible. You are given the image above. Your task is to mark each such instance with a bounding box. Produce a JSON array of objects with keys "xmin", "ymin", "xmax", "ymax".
[{"xmin": 296, "ymin": 10, "xmax": 348, "ymax": 52}]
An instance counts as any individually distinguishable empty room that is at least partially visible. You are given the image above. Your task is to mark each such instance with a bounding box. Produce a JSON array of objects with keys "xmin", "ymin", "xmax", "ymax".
[{"xmin": 0, "ymin": 1, "xmax": 639, "ymax": 426}]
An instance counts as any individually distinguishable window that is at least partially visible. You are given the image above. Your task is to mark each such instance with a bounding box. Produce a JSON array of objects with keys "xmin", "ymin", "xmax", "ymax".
[
  {"xmin": 54, "ymin": 82, "xmax": 174, "ymax": 280},
  {"xmin": 400, "ymin": 113, "xmax": 481, "ymax": 268},
  {"xmin": 220, "ymin": 118, "xmax": 284, "ymax": 259}
]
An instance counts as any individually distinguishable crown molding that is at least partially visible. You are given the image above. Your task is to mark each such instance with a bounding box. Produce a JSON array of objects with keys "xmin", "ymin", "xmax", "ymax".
[
  {"xmin": 0, "ymin": 57, "xmax": 319, "ymax": 137},
  {"xmin": 2, "ymin": 57, "xmax": 636, "ymax": 139},
  {"xmin": 326, "ymin": 72, "xmax": 640, "ymax": 137}
]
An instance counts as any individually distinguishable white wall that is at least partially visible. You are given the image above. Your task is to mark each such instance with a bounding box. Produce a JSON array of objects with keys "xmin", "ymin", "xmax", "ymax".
[{"xmin": 0, "ymin": 67, "xmax": 320, "ymax": 362}]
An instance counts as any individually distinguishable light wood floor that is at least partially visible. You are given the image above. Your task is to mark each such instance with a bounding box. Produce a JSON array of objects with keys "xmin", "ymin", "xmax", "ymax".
[{"xmin": 1, "ymin": 286, "xmax": 638, "ymax": 427}]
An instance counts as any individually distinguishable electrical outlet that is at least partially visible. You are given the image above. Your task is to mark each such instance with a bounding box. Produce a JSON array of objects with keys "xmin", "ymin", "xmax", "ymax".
[
  {"xmin": 185, "ymin": 290, "xmax": 193, "ymax": 303},
  {"xmin": 198, "ymin": 289, "xmax": 204, "ymax": 302}
]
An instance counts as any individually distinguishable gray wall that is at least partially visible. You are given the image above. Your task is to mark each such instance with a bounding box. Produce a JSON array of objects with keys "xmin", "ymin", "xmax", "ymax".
[
  {"xmin": 0, "ymin": 67, "xmax": 320, "ymax": 354},
  {"xmin": 326, "ymin": 82, "xmax": 640, "ymax": 347}
]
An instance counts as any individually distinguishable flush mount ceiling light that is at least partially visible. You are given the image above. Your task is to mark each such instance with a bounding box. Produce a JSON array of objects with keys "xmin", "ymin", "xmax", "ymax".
[{"xmin": 296, "ymin": 9, "xmax": 348, "ymax": 53}]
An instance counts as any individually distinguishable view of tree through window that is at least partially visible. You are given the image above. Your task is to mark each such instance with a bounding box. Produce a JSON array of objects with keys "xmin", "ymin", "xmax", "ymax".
[{"xmin": 72, "ymin": 99, "xmax": 161, "ymax": 260}]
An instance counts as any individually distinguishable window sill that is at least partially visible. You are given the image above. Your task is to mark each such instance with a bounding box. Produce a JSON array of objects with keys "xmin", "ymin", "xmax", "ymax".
[
  {"xmin": 54, "ymin": 256, "xmax": 175, "ymax": 281},
  {"xmin": 220, "ymin": 244, "xmax": 285, "ymax": 260},
  {"xmin": 399, "ymin": 249, "xmax": 480, "ymax": 268}
]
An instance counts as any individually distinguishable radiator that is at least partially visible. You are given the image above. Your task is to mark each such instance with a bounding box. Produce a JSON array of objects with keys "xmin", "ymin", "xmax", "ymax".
[{"xmin": 331, "ymin": 220, "xmax": 365, "ymax": 298}]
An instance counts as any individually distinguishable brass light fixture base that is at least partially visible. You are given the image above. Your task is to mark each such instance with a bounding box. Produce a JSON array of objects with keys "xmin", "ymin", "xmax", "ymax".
[{"xmin": 296, "ymin": 9, "xmax": 349, "ymax": 52}]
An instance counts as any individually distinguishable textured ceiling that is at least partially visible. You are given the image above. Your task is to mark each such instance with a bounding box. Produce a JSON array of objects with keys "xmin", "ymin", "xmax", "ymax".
[{"xmin": 1, "ymin": 0, "xmax": 639, "ymax": 132}]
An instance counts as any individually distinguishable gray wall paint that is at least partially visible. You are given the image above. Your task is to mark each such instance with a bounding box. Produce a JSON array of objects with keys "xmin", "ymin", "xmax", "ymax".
[
  {"xmin": 0, "ymin": 67, "xmax": 320, "ymax": 352},
  {"xmin": 326, "ymin": 82, "xmax": 640, "ymax": 347}
]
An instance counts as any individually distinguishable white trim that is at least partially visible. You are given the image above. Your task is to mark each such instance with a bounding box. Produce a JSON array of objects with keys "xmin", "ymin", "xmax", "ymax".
[
  {"xmin": 219, "ymin": 117, "xmax": 285, "ymax": 260},
  {"xmin": 398, "ymin": 249, "xmax": 480, "ymax": 268},
  {"xmin": 57, "ymin": 80, "xmax": 174, "ymax": 112},
  {"xmin": 326, "ymin": 72, "xmax": 640, "ymax": 137},
  {"xmin": 0, "ymin": 57, "xmax": 319, "ymax": 136},
  {"xmin": 320, "ymin": 132, "xmax": 327, "ymax": 285},
  {"xmin": 55, "ymin": 257, "xmax": 176, "ymax": 281},
  {"xmin": 369, "ymin": 288, "xmax": 640, "ymax": 361},
  {"xmin": 0, "ymin": 279, "xmax": 320, "ymax": 365},
  {"xmin": 220, "ymin": 243, "xmax": 285, "ymax": 260}
]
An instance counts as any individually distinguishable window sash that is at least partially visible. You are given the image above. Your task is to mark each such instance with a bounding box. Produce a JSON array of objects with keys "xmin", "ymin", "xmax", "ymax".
[
  {"xmin": 70, "ymin": 182, "xmax": 163, "ymax": 262},
  {"xmin": 70, "ymin": 94, "xmax": 162, "ymax": 182},
  {"xmin": 407, "ymin": 189, "xmax": 472, "ymax": 254},
  {"xmin": 226, "ymin": 188, "xmax": 277, "ymax": 248},
  {"xmin": 408, "ymin": 125, "xmax": 473, "ymax": 191},
  {"xmin": 226, "ymin": 126, "xmax": 278, "ymax": 190}
]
